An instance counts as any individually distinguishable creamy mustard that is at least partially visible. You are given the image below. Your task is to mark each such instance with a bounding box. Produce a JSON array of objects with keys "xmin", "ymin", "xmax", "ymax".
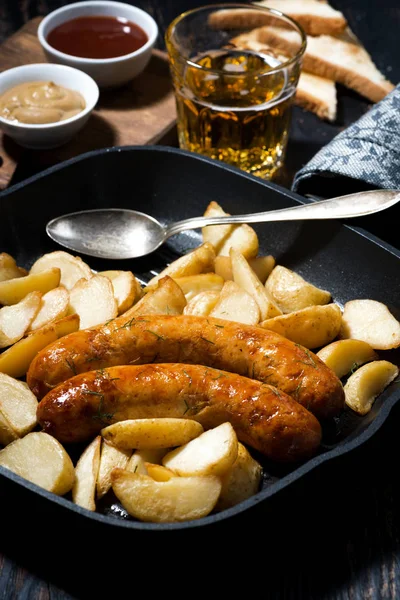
[{"xmin": 0, "ymin": 81, "xmax": 86, "ymax": 124}]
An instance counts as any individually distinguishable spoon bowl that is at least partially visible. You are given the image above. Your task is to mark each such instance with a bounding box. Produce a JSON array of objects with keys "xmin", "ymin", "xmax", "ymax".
[{"xmin": 46, "ymin": 189, "xmax": 400, "ymax": 260}]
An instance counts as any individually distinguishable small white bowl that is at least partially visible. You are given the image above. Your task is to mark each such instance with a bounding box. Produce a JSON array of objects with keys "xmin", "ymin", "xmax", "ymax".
[
  {"xmin": 37, "ymin": 1, "xmax": 159, "ymax": 88},
  {"xmin": 0, "ymin": 63, "xmax": 99, "ymax": 149}
]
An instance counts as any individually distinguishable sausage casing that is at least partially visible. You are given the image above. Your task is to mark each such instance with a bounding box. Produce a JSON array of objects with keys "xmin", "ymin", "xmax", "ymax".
[
  {"xmin": 27, "ymin": 314, "xmax": 344, "ymax": 419},
  {"xmin": 36, "ymin": 364, "xmax": 322, "ymax": 462}
]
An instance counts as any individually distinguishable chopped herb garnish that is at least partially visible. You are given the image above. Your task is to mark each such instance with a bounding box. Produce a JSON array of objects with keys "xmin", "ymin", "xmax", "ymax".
[
  {"xmin": 115, "ymin": 317, "xmax": 136, "ymax": 331},
  {"xmin": 145, "ymin": 330, "xmax": 165, "ymax": 340},
  {"xmin": 65, "ymin": 358, "xmax": 77, "ymax": 376},
  {"xmin": 200, "ymin": 336, "xmax": 214, "ymax": 344},
  {"xmin": 214, "ymin": 324, "xmax": 224, "ymax": 329},
  {"xmin": 183, "ymin": 370, "xmax": 192, "ymax": 386},
  {"xmin": 183, "ymin": 399, "xmax": 190, "ymax": 415},
  {"xmin": 296, "ymin": 345, "xmax": 317, "ymax": 369},
  {"xmin": 90, "ymin": 392, "xmax": 115, "ymax": 423}
]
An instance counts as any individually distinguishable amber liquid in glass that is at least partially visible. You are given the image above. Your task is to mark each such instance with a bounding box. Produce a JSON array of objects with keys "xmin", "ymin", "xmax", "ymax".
[{"xmin": 174, "ymin": 49, "xmax": 293, "ymax": 179}]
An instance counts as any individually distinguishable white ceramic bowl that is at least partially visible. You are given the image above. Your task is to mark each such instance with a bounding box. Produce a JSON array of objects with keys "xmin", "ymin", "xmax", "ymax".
[
  {"xmin": 37, "ymin": 1, "xmax": 159, "ymax": 88},
  {"xmin": 0, "ymin": 63, "xmax": 99, "ymax": 149}
]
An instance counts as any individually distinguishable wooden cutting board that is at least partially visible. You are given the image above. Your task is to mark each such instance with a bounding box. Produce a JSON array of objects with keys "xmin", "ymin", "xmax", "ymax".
[{"xmin": 0, "ymin": 17, "xmax": 177, "ymax": 190}]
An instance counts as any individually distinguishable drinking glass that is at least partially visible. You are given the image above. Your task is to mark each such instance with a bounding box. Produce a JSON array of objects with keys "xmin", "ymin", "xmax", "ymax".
[{"xmin": 165, "ymin": 3, "xmax": 306, "ymax": 180}]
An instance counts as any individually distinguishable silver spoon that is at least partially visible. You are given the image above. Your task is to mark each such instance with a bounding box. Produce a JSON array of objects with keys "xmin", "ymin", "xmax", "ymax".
[{"xmin": 46, "ymin": 189, "xmax": 400, "ymax": 260}]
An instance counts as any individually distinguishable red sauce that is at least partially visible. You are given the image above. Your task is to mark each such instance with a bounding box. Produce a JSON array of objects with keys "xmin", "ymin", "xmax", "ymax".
[{"xmin": 46, "ymin": 15, "xmax": 148, "ymax": 59}]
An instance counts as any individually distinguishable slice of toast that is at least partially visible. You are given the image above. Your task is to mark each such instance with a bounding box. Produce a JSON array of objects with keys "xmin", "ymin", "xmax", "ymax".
[
  {"xmin": 230, "ymin": 34, "xmax": 337, "ymax": 121},
  {"xmin": 253, "ymin": 0, "xmax": 347, "ymax": 35},
  {"xmin": 245, "ymin": 26, "xmax": 395, "ymax": 102},
  {"xmin": 208, "ymin": 0, "xmax": 347, "ymax": 36}
]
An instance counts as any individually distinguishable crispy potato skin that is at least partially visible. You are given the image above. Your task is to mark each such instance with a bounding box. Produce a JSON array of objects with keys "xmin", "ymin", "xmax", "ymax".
[
  {"xmin": 27, "ymin": 314, "xmax": 344, "ymax": 419},
  {"xmin": 37, "ymin": 364, "xmax": 322, "ymax": 462}
]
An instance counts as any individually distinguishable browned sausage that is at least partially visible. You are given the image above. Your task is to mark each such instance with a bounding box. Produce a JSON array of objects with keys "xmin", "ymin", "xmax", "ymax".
[
  {"xmin": 36, "ymin": 363, "xmax": 322, "ymax": 462},
  {"xmin": 27, "ymin": 314, "xmax": 344, "ymax": 419}
]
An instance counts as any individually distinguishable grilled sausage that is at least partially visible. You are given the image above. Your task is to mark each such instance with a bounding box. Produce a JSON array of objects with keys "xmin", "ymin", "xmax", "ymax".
[
  {"xmin": 36, "ymin": 364, "xmax": 322, "ymax": 462},
  {"xmin": 27, "ymin": 314, "xmax": 344, "ymax": 419}
]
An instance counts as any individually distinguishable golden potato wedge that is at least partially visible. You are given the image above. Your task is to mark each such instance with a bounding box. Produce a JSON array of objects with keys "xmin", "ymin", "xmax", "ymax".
[
  {"xmin": 99, "ymin": 270, "xmax": 143, "ymax": 315},
  {"xmin": 261, "ymin": 303, "xmax": 342, "ymax": 349},
  {"xmin": 0, "ymin": 253, "xmax": 27, "ymax": 282},
  {"xmin": 0, "ymin": 291, "xmax": 42, "ymax": 348},
  {"xmin": 0, "ymin": 432, "xmax": 75, "ymax": 495},
  {"xmin": 0, "ymin": 372, "xmax": 38, "ymax": 444},
  {"xmin": 172, "ymin": 273, "xmax": 224, "ymax": 302},
  {"xmin": 145, "ymin": 463, "xmax": 176, "ymax": 482},
  {"xmin": 30, "ymin": 250, "xmax": 92, "ymax": 290},
  {"xmin": 215, "ymin": 443, "xmax": 262, "ymax": 512},
  {"xmin": 230, "ymin": 248, "xmax": 281, "ymax": 320},
  {"xmin": 101, "ymin": 418, "xmax": 204, "ymax": 450},
  {"xmin": 344, "ymin": 360, "xmax": 399, "ymax": 415},
  {"xmin": 201, "ymin": 200, "xmax": 235, "ymax": 252},
  {"xmin": 0, "ymin": 267, "xmax": 60, "ymax": 306},
  {"xmin": 28, "ymin": 286, "xmax": 69, "ymax": 331},
  {"xmin": 72, "ymin": 435, "xmax": 102, "ymax": 511},
  {"xmin": 126, "ymin": 448, "xmax": 168, "ymax": 474},
  {"xmin": 265, "ymin": 265, "xmax": 331, "ymax": 314},
  {"xmin": 0, "ymin": 314, "xmax": 79, "ymax": 379},
  {"xmin": 339, "ymin": 299, "xmax": 400, "ymax": 350},
  {"xmin": 316, "ymin": 339, "xmax": 379, "ymax": 379},
  {"xmin": 124, "ymin": 275, "xmax": 186, "ymax": 317},
  {"xmin": 0, "ymin": 412, "xmax": 18, "ymax": 446},
  {"xmin": 96, "ymin": 439, "xmax": 131, "ymax": 499},
  {"xmin": 214, "ymin": 255, "xmax": 275, "ymax": 284},
  {"xmin": 218, "ymin": 223, "xmax": 259, "ymax": 259},
  {"xmin": 69, "ymin": 274, "xmax": 118, "ymax": 330},
  {"xmin": 146, "ymin": 242, "xmax": 216, "ymax": 288},
  {"xmin": 183, "ymin": 290, "xmax": 220, "ymax": 317},
  {"xmin": 111, "ymin": 468, "xmax": 222, "ymax": 523},
  {"xmin": 209, "ymin": 280, "xmax": 260, "ymax": 325},
  {"xmin": 162, "ymin": 422, "xmax": 238, "ymax": 477}
]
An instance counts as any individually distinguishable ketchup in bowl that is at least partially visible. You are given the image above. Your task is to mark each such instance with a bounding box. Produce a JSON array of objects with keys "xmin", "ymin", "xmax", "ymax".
[{"xmin": 46, "ymin": 15, "xmax": 149, "ymax": 59}]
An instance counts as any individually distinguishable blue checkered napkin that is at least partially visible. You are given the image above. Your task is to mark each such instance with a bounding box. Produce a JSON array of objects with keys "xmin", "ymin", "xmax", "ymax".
[{"xmin": 292, "ymin": 84, "xmax": 400, "ymax": 196}]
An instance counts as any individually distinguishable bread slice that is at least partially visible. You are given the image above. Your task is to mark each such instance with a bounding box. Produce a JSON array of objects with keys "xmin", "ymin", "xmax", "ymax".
[
  {"xmin": 253, "ymin": 0, "xmax": 347, "ymax": 35},
  {"xmin": 249, "ymin": 26, "xmax": 395, "ymax": 102},
  {"xmin": 229, "ymin": 34, "xmax": 337, "ymax": 121}
]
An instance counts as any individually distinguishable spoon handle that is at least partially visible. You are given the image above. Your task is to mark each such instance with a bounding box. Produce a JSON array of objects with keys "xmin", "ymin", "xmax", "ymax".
[{"xmin": 164, "ymin": 189, "xmax": 400, "ymax": 239}]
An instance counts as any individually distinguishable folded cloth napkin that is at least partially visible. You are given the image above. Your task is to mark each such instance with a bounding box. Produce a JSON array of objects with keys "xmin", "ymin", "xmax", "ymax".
[{"xmin": 292, "ymin": 84, "xmax": 400, "ymax": 199}]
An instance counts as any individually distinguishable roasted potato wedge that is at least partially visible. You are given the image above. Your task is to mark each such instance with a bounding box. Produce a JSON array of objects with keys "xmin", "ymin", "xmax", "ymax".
[
  {"xmin": 28, "ymin": 286, "xmax": 70, "ymax": 331},
  {"xmin": 261, "ymin": 303, "xmax": 342, "ymax": 349},
  {"xmin": 30, "ymin": 250, "xmax": 92, "ymax": 290},
  {"xmin": 344, "ymin": 360, "xmax": 399, "ymax": 415},
  {"xmin": 340, "ymin": 299, "xmax": 400, "ymax": 350},
  {"xmin": 215, "ymin": 443, "xmax": 262, "ymax": 512},
  {"xmin": 162, "ymin": 422, "xmax": 238, "ymax": 477},
  {"xmin": 69, "ymin": 274, "xmax": 118, "ymax": 330},
  {"xmin": 201, "ymin": 200, "xmax": 235, "ymax": 252},
  {"xmin": 316, "ymin": 339, "xmax": 378, "ymax": 379},
  {"xmin": 0, "ymin": 267, "xmax": 60, "ymax": 306},
  {"xmin": 0, "ymin": 432, "xmax": 75, "ymax": 495},
  {"xmin": 230, "ymin": 248, "xmax": 281, "ymax": 320},
  {"xmin": 183, "ymin": 290, "xmax": 221, "ymax": 317},
  {"xmin": 145, "ymin": 463, "xmax": 176, "ymax": 482},
  {"xmin": 96, "ymin": 439, "xmax": 131, "ymax": 499},
  {"xmin": 0, "ymin": 291, "xmax": 42, "ymax": 348},
  {"xmin": 214, "ymin": 254, "xmax": 275, "ymax": 284},
  {"xmin": 0, "ymin": 412, "xmax": 18, "ymax": 446},
  {"xmin": 0, "ymin": 372, "xmax": 38, "ymax": 444},
  {"xmin": 99, "ymin": 270, "xmax": 143, "ymax": 315},
  {"xmin": 0, "ymin": 253, "xmax": 27, "ymax": 282},
  {"xmin": 111, "ymin": 468, "xmax": 222, "ymax": 523},
  {"xmin": 72, "ymin": 435, "xmax": 102, "ymax": 511},
  {"xmin": 146, "ymin": 242, "xmax": 215, "ymax": 288},
  {"xmin": 172, "ymin": 273, "xmax": 224, "ymax": 302},
  {"xmin": 126, "ymin": 448, "xmax": 168, "ymax": 475},
  {"xmin": 265, "ymin": 265, "xmax": 331, "ymax": 313},
  {"xmin": 122, "ymin": 275, "xmax": 186, "ymax": 317},
  {"xmin": 209, "ymin": 280, "xmax": 260, "ymax": 325},
  {"xmin": 101, "ymin": 418, "xmax": 204, "ymax": 450},
  {"xmin": 0, "ymin": 314, "xmax": 79, "ymax": 378}
]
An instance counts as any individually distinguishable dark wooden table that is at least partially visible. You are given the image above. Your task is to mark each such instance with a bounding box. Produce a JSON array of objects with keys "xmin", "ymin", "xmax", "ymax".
[{"xmin": 0, "ymin": 2, "xmax": 399, "ymax": 599}]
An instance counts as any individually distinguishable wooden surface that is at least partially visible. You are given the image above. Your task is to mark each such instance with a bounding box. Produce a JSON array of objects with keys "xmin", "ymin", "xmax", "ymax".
[
  {"xmin": 0, "ymin": 1, "xmax": 400, "ymax": 599},
  {"xmin": 0, "ymin": 17, "xmax": 177, "ymax": 190}
]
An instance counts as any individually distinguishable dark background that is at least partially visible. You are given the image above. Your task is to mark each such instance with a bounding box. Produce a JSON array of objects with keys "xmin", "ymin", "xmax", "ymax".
[{"xmin": 0, "ymin": 2, "xmax": 399, "ymax": 599}]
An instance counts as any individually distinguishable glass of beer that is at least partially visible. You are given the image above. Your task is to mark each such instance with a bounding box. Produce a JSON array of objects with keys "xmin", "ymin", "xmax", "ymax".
[{"xmin": 165, "ymin": 3, "xmax": 306, "ymax": 180}]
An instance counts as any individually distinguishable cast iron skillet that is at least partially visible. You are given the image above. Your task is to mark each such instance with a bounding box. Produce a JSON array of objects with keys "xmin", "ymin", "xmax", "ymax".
[{"xmin": 0, "ymin": 145, "xmax": 399, "ymax": 535}]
